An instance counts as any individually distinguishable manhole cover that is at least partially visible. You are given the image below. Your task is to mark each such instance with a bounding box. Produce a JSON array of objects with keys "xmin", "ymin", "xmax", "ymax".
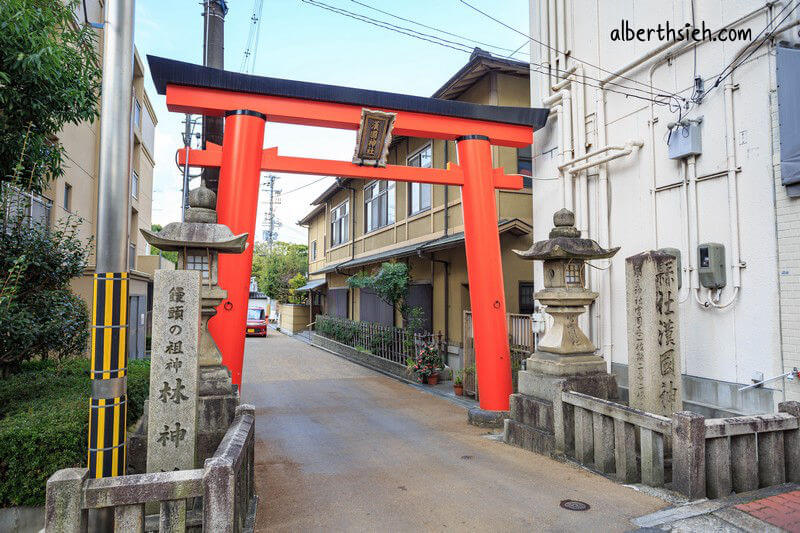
[
  {"xmin": 460, "ymin": 455, "xmax": 474, "ymax": 460},
  {"xmin": 560, "ymin": 500, "xmax": 590, "ymax": 511}
]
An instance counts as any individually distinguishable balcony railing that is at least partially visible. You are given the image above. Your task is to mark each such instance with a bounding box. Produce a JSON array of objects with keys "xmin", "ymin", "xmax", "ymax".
[{"xmin": 2, "ymin": 183, "xmax": 52, "ymax": 229}]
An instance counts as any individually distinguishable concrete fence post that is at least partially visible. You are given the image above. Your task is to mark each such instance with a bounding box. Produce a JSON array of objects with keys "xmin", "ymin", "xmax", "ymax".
[
  {"xmin": 203, "ymin": 456, "xmax": 235, "ymax": 533},
  {"xmin": 45, "ymin": 468, "xmax": 88, "ymax": 533},
  {"xmin": 672, "ymin": 411, "xmax": 706, "ymax": 500},
  {"xmin": 779, "ymin": 401, "xmax": 800, "ymax": 482}
]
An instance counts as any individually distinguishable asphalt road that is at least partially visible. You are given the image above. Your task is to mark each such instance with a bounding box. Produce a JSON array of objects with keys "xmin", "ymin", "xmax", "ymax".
[{"xmin": 241, "ymin": 333, "xmax": 667, "ymax": 532}]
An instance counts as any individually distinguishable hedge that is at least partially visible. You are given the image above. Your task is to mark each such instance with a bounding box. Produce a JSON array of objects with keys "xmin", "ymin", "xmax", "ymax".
[{"xmin": 0, "ymin": 357, "xmax": 150, "ymax": 507}]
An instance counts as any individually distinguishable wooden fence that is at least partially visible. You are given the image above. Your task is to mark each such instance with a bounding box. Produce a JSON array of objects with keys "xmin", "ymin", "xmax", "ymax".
[
  {"xmin": 462, "ymin": 311, "xmax": 534, "ymax": 399},
  {"xmin": 314, "ymin": 314, "xmax": 445, "ymax": 366},
  {"xmin": 45, "ymin": 405, "xmax": 256, "ymax": 532}
]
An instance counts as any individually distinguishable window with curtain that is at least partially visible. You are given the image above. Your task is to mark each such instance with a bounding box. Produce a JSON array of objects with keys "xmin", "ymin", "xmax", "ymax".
[
  {"xmin": 517, "ymin": 145, "xmax": 533, "ymax": 188},
  {"xmin": 408, "ymin": 144, "xmax": 432, "ymax": 214},
  {"xmin": 364, "ymin": 180, "xmax": 395, "ymax": 233}
]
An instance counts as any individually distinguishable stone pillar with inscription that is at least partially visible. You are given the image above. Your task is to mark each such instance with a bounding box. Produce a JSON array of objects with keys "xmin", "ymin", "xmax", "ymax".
[
  {"xmin": 147, "ymin": 270, "xmax": 202, "ymax": 472},
  {"xmin": 625, "ymin": 251, "xmax": 682, "ymax": 416}
]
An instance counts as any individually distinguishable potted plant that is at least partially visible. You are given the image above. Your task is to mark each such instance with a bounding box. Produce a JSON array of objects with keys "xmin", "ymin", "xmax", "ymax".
[
  {"xmin": 453, "ymin": 370, "xmax": 464, "ymax": 396},
  {"xmin": 408, "ymin": 343, "xmax": 443, "ymax": 384}
]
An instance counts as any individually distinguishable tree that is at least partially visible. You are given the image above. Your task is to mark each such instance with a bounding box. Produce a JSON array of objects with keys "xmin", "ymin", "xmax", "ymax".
[
  {"xmin": 251, "ymin": 241, "xmax": 308, "ymax": 303},
  {"xmin": 0, "ymin": 189, "xmax": 92, "ymax": 376},
  {"xmin": 347, "ymin": 262, "xmax": 425, "ymax": 331},
  {"xmin": 148, "ymin": 224, "xmax": 178, "ymax": 264},
  {"xmin": 287, "ymin": 273, "xmax": 308, "ymax": 305},
  {"xmin": 0, "ymin": 0, "xmax": 102, "ymax": 193}
]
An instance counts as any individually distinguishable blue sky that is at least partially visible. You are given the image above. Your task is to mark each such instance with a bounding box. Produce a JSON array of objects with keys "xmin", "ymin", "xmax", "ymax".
[{"xmin": 135, "ymin": 0, "xmax": 530, "ymax": 242}]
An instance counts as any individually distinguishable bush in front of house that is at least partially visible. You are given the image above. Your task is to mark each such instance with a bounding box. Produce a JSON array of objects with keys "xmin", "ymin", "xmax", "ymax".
[{"xmin": 0, "ymin": 357, "xmax": 150, "ymax": 507}]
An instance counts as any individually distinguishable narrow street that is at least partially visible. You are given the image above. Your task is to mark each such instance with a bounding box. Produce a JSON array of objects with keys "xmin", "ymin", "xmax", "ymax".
[{"xmin": 241, "ymin": 333, "xmax": 667, "ymax": 532}]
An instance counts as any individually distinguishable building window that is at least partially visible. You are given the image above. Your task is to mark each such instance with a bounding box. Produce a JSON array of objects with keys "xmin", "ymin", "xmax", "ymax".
[
  {"xmin": 517, "ymin": 145, "xmax": 533, "ymax": 188},
  {"xmin": 186, "ymin": 254, "xmax": 209, "ymax": 278},
  {"xmin": 330, "ymin": 201, "xmax": 349, "ymax": 247},
  {"xmin": 364, "ymin": 180, "xmax": 395, "ymax": 233},
  {"xmin": 311, "ymin": 240, "xmax": 317, "ymax": 260},
  {"xmin": 407, "ymin": 144, "xmax": 432, "ymax": 215},
  {"xmin": 129, "ymin": 243, "xmax": 136, "ymax": 270},
  {"xmin": 519, "ymin": 282, "xmax": 535, "ymax": 314},
  {"xmin": 64, "ymin": 183, "xmax": 72, "ymax": 212},
  {"xmin": 134, "ymin": 98, "xmax": 142, "ymax": 129},
  {"xmin": 131, "ymin": 171, "xmax": 139, "ymax": 199}
]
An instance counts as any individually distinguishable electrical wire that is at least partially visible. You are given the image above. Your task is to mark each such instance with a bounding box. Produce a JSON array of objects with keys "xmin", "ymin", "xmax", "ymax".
[
  {"xmin": 241, "ymin": 0, "xmax": 266, "ymax": 73},
  {"xmin": 713, "ymin": 0, "xmax": 800, "ymax": 89},
  {"xmin": 299, "ymin": 0, "xmax": 677, "ymax": 107},
  {"xmin": 282, "ymin": 176, "xmax": 332, "ymax": 195},
  {"xmin": 457, "ymin": 0, "xmax": 686, "ymax": 102},
  {"xmin": 304, "ymin": 0, "xmax": 666, "ymax": 100},
  {"xmin": 714, "ymin": 0, "xmax": 797, "ymax": 86},
  {"xmin": 347, "ymin": 0, "xmax": 528, "ymax": 55}
]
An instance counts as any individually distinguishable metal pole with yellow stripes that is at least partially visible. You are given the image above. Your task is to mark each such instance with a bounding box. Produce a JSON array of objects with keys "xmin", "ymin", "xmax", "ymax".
[
  {"xmin": 88, "ymin": 273, "xmax": 129, "ymax": 478},
  {"xmin": 89, "ymin": 0, "xmax": 136, "ymax": 481}
]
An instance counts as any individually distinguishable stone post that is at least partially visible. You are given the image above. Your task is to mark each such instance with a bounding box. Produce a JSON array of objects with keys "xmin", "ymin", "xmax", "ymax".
[
  {"xmin": 146, "ymin": 270, "xmax": 202, "ymax": 473},
  {"xmin": 779, "ymin": 401, "xmax": 800, "ymax": 482},
  {"xmin": 45, "ymin": 468, "xmax": 88, "ymax": 533},
  {"xmin": 672, "ymin": 411, "xmax": 706, "ymax": 500},
  {"xmin": 625, "ymin": 251, "xmax": 682, "ymax": 416}
]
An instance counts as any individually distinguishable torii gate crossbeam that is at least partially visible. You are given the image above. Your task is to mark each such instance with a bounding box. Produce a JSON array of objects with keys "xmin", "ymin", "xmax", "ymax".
[{"xmin": 149, "ymin": 56, "xmax": 548, "ymax": 412}]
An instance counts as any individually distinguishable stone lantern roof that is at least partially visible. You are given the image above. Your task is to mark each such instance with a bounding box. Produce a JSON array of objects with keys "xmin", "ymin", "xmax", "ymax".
[
  {"xmin": 140, "ymin": 184, "xmax": 248, "ymax": 253},
  {"xmin": 513, "ymin": 209, "xmax": 619, "ymax": 261}
]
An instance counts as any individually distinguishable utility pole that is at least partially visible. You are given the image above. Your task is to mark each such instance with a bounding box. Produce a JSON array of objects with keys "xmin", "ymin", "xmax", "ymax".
[
  {"xmin": 261, "ymin": 175, "xmax": 281, "ymax": 248},
  {"xmin": 202, "ymin": 0, "xmax": 227, "ymax": 194},
  {"xmin": 89, "ymin": 0, "xmax": 134, "ymax": 484}
]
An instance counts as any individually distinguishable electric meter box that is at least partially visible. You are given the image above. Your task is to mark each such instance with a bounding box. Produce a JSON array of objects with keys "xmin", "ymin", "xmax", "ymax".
[
  {"xmin": 698, "ymin": 242, "xmax": 726, "ymax": 289},
  {"xmin": 668, "ymin": 121, "xmax": 702, "ymax": 160},
  {"xmin": 658, "ymin": 247, "xmax": 682, "ymax": 289}
]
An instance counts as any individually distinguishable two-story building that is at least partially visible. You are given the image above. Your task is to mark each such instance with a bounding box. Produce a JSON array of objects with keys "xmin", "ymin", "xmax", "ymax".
[{"xmin": 299, "ymin": 49, "xmax": 536, "ymax": 367}]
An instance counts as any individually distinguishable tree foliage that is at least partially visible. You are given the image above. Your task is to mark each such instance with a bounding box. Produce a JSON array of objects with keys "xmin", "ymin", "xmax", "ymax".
[
  {"xmin": 251, "ymin": 241, "xmax": 308, "ymax": 303},
  {"xmin": 0, "ymin": 187, "xmax": 92, "ymax": 375},
  {"xmin": 347, "ymin": 262, "xmax": 424, "ymax": 332},
  {"xmin": 0, "ymin": 0, "xmax": 102, "ymax": 192},
  {"xmin": 287, "ymin": 273, "xmax": 308, "ymax": 304}
]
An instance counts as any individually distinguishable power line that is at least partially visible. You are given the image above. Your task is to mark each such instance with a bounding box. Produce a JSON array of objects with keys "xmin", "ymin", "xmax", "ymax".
[
  {"xmin": 457, "ymin": 0, "xmax": 685, "ymax": 102},
  {"xmin": 282, "ymin": 176, "xmax": 331, "ymax": 195},
  {"xmin": 347, "ymin": 0, "xmax": 528, "ymax": 56},
  {"xmin": 299, "ymin": 0, "xmax": 676, "ymax": 106},
  {"xmin": 241, "ymin": 0, "xmax": 265, "ymax": 73},
  {"xmin": 713, "ymin": 0, "xmax": 799, "ymax": 89}
]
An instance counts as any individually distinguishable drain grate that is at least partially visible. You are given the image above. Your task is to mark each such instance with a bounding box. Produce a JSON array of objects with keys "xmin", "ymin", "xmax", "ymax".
[{"xmin": 560, "ymin": 500, "xmax": 590, "ymax": 511}]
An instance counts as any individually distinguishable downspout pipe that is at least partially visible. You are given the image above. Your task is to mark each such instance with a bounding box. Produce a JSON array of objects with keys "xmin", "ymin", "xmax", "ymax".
[{"xmin": 543, "ymin": 89, "xmax": 573, "ymax": 210}]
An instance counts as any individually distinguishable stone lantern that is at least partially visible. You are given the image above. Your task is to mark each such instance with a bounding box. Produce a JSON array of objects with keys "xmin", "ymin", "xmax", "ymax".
[
  {"xmin": 513, "ymin": 208, "xmax": 619, "ymax": 376},
  {"xmin": 139, "ymin": 183, "xmax": 246, "ymax": 465}
]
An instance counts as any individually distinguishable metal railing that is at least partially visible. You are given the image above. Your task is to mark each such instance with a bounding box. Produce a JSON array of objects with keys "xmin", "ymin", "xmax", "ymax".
[
  {"xmin": 462, "ymin": 311, "xmax": 533, "ymax": 399},
  {"xmin": 45, "ymin": 405, "xmax": 256, "ymax": 532},
  {"xmin": 2, "ymin": 183, "xmax": 52, "ymax": 229},
  {"xmin": 314, "ymin": 314, "xmax": 445, "ymax": 366}
]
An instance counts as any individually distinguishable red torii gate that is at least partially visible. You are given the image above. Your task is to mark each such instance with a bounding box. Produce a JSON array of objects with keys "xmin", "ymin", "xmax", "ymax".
[{"xmin": 149, "ymin": 56, "xmax": 548, "ymax": 412}]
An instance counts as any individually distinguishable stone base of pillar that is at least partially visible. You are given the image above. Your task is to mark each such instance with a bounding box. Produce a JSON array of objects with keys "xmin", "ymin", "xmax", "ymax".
[
  {"xmin": 504, "ymin": 359, "xmax": 618, "ymax": 457},
  {"xmin": 196, "ymin": 365, "xmax": 239, "ymax": 468},
  {"xmin": 467, "ymin": 407, "xmax": 509, "ymax": 428}
]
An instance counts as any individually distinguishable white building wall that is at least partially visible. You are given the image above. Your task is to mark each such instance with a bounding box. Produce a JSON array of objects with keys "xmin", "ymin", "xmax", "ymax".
[{"xmin": 529, "ymin": 0, "xmax": 799, "ymax": 408}]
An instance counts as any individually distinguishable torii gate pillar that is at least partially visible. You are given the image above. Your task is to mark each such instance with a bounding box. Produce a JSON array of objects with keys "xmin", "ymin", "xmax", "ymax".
[
  {"xmin": 457, "ymin": 135, "xmax": 513, "ymax": 410},
  {"xmin": 208, "ymin": 110, "xmax": 266, "ymax": 386}
]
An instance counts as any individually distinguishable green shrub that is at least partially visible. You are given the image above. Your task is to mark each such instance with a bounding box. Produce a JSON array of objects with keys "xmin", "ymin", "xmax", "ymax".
[{"xmin": 0, "ymin": 357, "xmax": 150, "ymax": 506}]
